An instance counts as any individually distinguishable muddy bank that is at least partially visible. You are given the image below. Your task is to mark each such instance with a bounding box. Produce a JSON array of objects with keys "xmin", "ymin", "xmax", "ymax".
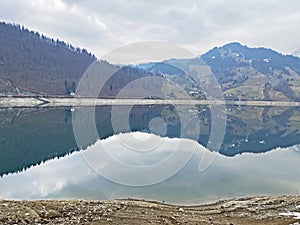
[{"xmin": 1, "ymin": 196, "xmax": 300, "ymax": 224}]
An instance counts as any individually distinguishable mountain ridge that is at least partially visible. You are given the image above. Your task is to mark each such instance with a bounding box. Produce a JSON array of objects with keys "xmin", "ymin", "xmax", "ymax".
[
  {"xmin": 201, "ymin": 42, "xmax": 300, "ymax": 101},
  {"xmin": 138, "ymin": 42, "xmax": 300, "ymax": 101},
  {"xmin": 1, "ymin": 21, "xmax": 300, "ymax": 101},
  {"xmin": 0, "ymin": 22, "xmax": 160, "ymax": 97}
]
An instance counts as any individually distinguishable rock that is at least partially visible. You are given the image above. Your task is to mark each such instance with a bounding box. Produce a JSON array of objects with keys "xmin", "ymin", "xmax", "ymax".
[{"xmin": 45, "ymin": 209, "xmax": 60, "ymax": 219}]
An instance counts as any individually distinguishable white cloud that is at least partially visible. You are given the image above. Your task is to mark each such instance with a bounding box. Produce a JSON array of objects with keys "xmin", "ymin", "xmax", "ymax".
[{"xmin": 0, "ymin": 0, "xmax": 299, "ymax": 58}]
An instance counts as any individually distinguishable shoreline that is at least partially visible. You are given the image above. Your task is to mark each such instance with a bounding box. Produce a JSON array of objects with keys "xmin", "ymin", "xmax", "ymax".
[
  {"xmin": 0, "ymin": 196, "xmax": 299, "ymax": 224},
  {"xmin": 1, "ymin": 96, "xmax": 300, "ymax": 107}
]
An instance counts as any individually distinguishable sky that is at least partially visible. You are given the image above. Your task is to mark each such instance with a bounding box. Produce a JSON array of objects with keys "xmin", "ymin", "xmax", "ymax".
[{"xmin": 0, "ymin": 0, "xmax": 299, "ymax": 59}]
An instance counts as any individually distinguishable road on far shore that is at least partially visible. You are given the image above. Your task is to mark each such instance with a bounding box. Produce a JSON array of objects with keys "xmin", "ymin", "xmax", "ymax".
[{"xmin": 1, "ymin": 97, "xmax": 300, "ymax": 107}]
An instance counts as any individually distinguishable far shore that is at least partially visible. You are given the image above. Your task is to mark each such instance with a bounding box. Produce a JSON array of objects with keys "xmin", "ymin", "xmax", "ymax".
[{"xmin": 1, "ymin": 96, "xmax": 300, "ymax": 107}]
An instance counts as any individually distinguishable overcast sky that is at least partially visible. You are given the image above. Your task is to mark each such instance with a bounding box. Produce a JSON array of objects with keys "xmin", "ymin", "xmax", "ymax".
[{"xmin": 0, "ymin": 0, "xmax": 299, "ymax": 58}]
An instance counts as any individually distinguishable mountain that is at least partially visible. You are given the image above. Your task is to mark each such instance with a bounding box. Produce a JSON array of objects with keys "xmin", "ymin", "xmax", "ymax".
[
  {"xmin": 0, "ymin": 22, "xmax": 158, "ymax": 97},
  {"xmin": 1, "ymin": 21, "xmax": 300, "ymax": 101},
  {"xmin": 201, "ymin": 42, "xmax": 300, "ymax": 101},
  {"xmin": 138, "ymin": 42, "xmax": 300, "ymax": 101},
  {"xmin": 0, "ymin": 22, "xmax": 96, "ymax": 96}
]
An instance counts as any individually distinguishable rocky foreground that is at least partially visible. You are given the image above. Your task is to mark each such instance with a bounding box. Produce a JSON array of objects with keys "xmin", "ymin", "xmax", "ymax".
[{"xmin": 0, "ymin": 196, "xmax": 300, "ymax": 224}]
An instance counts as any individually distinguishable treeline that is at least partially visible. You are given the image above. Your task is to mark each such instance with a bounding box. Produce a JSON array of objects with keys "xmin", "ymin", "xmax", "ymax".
[
  {"xmin": 1, "ymin": 21, "xmax": 96, "ymax": 59},
  {"xmin": 0, "ymin": 22, "xmax": 162, "ymax": 97},
  {"xmin": 0, "ymin": 21, "xmax": 96, "ymax": 96}
]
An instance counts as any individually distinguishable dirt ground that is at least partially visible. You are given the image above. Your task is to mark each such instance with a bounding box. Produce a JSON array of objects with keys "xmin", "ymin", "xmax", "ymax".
[{"xmin": 0, "ymin": 195, "xmax": 300, "ymax": 224}]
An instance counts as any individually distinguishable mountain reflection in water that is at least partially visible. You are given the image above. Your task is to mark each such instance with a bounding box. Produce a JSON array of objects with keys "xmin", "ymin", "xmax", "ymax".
[
  {"xmin": 0, "ymin": 105, "xmax": 299, "ymax": 204},
  {"xmin": 0, "ymin": 133, "xmax": 299, "ymax": 205}
]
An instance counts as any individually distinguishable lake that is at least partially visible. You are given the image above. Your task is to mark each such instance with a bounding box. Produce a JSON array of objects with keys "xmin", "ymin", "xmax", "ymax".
[{"xmin": 0, "ymin": 105, "xmax": 299, "ymax": 204}]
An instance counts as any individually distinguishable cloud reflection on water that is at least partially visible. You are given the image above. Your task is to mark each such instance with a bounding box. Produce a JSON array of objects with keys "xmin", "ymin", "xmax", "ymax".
[{"xmin": 0, "ymin": 132, "xmax": 299, "ymax": 205}]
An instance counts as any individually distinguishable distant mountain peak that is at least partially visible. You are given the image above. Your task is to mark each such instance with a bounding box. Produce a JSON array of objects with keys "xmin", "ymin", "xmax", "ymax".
[
  {"xmin": 212, "ymin": 42, "xmax": 278, "ymax": 54},
  {"xmin": 199, "ymin": 42, "xmax": 300, "ymax": 98},
  {"xmin": 222, "ymin": 42, "xmax": 245, "ymax": 49},
  {"xmin": 201, "ymin": 42, "xmax": 290, "ymax": 62}
]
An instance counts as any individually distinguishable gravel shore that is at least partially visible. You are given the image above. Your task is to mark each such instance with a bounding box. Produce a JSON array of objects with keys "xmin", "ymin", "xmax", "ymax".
[{"xmin": 1, "ymin": 196, "xmax": 300, "ymax": 224}]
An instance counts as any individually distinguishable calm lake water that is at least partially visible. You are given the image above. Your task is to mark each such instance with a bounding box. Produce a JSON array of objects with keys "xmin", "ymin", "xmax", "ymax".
[{"xmin": 0, "ymin": 105, "xmax": 299, "ymax": 204}]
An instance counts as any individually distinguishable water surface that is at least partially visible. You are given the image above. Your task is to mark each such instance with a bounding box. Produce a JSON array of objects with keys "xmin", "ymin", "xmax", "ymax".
[{"xmin": 0, "ymin": 105, "xmax": 299, "ymax": 204}]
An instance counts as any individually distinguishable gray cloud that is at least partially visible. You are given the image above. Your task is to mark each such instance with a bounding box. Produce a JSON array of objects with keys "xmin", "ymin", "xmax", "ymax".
[{"xmin": 0, "ymin": 0, "xmax": 299, "ymax": 58}]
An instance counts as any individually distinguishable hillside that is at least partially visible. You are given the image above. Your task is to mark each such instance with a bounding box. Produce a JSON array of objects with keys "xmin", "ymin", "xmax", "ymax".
[
  {"xmin": 0, "ymin": 22, "xmax": 97, "ymax": 96},
  {"xmin": 1, "ymin": 22, "xmax": 300, "ymax": 100},
  {"xmin": 140, "ymin": 43, "xmax": 300, "ymax": 101},
  {"xmin": 202, "ymin": 42, "xmax": 300, "ymax": 101},
  {"xmin": 0, "ymin": 22, "xmax": 157, "ymax": 97}
]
